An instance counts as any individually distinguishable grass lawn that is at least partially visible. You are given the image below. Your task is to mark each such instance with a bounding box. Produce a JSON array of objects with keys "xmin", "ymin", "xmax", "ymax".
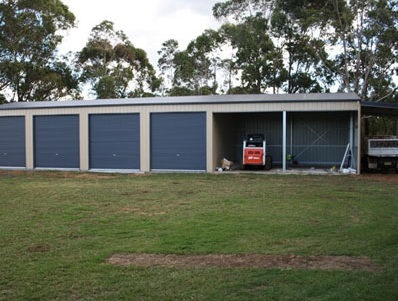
[{"xmin": 0, "ymin": 171, "xmax": 397, "ymax": 300}]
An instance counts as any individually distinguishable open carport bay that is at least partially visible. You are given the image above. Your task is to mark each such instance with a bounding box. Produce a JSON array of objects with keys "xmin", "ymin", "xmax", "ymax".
[{"xmin": 213, "ymin": 111, "xmax": 357, "ymax": 170}]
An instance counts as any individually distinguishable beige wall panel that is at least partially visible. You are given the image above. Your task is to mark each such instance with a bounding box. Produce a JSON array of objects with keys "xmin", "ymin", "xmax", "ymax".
[
  {"xmin": 25, "ymin": 113, "xmax": 33, "ymax": 169},
  {"xmin": 0, "ymin": 101, "xmax": 358, "ymax": 117},
  {"xmin": 79, "ymin": 113, "xmax": 89, "ymax": 171},
  {"xmin": 212, "ymin": 114, "xmax": 240, "ymax": 171},
  {"xmin": 140, "ymin": 111, "xmax": 150, "ymax": 172},
  {"xmin": 206, "ymin": 111, "xmax": 213, "ymax": 172}
]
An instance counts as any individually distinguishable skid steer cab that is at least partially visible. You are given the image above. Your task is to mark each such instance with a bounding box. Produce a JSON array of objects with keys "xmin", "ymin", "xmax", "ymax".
[{"xmin": 243, "ymin": 134, "xmax": 272, "ymax": 170}]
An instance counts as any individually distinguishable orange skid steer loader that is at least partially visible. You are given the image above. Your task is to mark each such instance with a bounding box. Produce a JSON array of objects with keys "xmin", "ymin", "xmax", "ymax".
[{"xmin": 243, "ymin": 134, "xmax": 272, "ymax": 170}]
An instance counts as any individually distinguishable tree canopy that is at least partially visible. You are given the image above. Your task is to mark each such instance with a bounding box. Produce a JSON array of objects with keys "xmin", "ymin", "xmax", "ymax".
[
  {"xmin": 0, "ymin": 0, "xmax": 396, "ymax": 104},
  {"xmin": 77, "ymin": 20, "xmax": 160, "ymax": 99},
  {"xmin": 0, "ymin": 0, "xmax": 78, "ymax": 102},
  {"xmin": 210, "ymin": 0, "xmax": 398, "ymax": 101}
]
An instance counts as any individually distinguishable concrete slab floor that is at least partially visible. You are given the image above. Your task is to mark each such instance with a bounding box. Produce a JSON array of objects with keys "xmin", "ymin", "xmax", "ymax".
[{"xmin": 217, "ymin": 167, "xmax": 342, "ymax": 175}]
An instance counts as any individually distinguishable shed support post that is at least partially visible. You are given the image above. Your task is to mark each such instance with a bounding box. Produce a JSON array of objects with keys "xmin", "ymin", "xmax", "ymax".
[
  {"xmin": 283, "ymin": 111, "xmax": 287, "ymax": 173},
  {"xmin": 206, "ymin": 111, "xmax": 213, "ymax": 173},
  {"xmin": 79, "ymin": 112, "xmax": 89, "ymax": 171},
  {"xmin": 349, "ymin": 112, "xmax": 354, "ymax": 168},
  {"xmin": 25, "ymin": 113, "xmax": 33, "ymax": 169},
  {"xmin": 140, "ymin": 111, "xmax": 150, "ymax": 172}
]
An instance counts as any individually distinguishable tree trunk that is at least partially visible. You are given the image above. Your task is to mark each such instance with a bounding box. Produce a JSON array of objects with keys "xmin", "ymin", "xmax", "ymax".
[{"xmin": 334, "ymin": 0, "xmax": 351, "ymax": 93}]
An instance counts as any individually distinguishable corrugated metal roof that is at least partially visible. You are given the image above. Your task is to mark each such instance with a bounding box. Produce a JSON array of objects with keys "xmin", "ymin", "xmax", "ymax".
[
  {"xmin": 0, "ymin": 92, "xmax": 360, "ymax": 110},
  {"xmin": 361, "ymin": 101, "xmax": 398, "ymax": 117}
]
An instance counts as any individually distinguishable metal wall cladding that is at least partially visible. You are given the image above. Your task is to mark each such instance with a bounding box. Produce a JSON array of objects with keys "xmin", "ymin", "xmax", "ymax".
[
  {"xmin": 236, "ymin": 113, "xmax": 282, "ymax": 164},
  {"xmin": 226, "ymin": 112, "xmax": 352, "ymax": 166},
  {"xmin": 34, "ymin": 115, "xmax": 79, "ymax": 168},
  {"xmin": 0, "ymin": 116, "xmax": 25, "ymax": 167},
  {"xmin": 288, "ymin": 112, "xmax": 351, "ymax": 166},
  {"xmin": 151, "ymin": 112, "xmax": 206, "ymax": 170},
  {"xmin": 89, "ymin": 114, "xmax": 140, "ymax": 169}
]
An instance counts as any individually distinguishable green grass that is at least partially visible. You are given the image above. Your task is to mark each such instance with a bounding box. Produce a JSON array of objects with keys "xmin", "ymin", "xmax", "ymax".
[{"xmin": 0, "ymin": 171, "xmax": 397, "ymax": 300}]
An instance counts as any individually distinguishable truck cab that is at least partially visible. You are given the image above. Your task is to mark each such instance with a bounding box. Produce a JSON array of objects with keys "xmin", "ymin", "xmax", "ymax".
[{"xmin": 365, "ymin": 136, "xmax": 398, "ymax": 172}]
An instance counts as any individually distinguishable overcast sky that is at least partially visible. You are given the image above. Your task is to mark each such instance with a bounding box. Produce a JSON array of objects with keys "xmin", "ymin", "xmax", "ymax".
[{"xmin": 58, "ymin": 0, "xmax": 220, "ymax": 68}]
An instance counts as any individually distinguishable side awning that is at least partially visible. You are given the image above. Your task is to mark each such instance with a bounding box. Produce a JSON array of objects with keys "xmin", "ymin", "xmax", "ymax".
[{"xmin": 361, "ymin": 101, "xmax": 398, "ymax": 117}]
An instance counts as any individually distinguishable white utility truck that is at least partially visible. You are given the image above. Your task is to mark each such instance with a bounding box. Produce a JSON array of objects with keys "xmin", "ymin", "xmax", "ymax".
[{"xmin": 365, "ymin": 136, "xmax": 398, "ymax": 172}]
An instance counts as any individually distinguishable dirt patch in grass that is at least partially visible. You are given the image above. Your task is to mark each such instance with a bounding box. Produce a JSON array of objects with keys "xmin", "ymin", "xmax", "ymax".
[
  {"xmin": 120, "ymin": 190, "xmax": 149, "ymax": 196},
  {"xmin": 115, "ymin": 207, "xmax": 166, "ymax": 217},
  {"xmin": 43, "ymin": 172, "xmax": 116, "ymax": 179},
  {"xmin": 0, "ymin": 170, "xmax": 29, "ymax": 177},
  {"xmin": 358, "ymin": 173, "xmax": 398, "ymax": 184},
  {"xmin": 107, "ymin": 253, "xmax": 381, "ymax": 272},
  {"xmin": 27, "ymin": 244, "xmax": 50, "ymax": 253},
  {"xmin": 127, "ymin": 173, "xmax": 149, "ymax": 177},
  {"xmin": 0, "ymin": 169, "xmax": 152, "ymax": 179},
  {"xmin": 0, "ymin": 173, "xmax": 15, "ymax": 178},
  {"xmin": 0, "ymin": 170, "xmax": 115, "ymax": 179},
  {"xmin": 56, "ymin": 233, "xmax": 86, "ymax": 240}
]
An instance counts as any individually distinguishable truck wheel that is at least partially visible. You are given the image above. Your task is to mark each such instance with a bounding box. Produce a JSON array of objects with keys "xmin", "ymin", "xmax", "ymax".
[
  {"xmin": 361, "ymin": 156, "xmax": 368, "ymax": 173},
  {"xmin": 264, "ymin": 155, "xmax": 272, "ymax": 170}
]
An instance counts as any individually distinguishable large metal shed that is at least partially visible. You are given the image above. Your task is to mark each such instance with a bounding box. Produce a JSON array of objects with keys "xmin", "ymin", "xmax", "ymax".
[{"xmin": 0, "ymin": 93, "xmax": 362, "ymax": 173}]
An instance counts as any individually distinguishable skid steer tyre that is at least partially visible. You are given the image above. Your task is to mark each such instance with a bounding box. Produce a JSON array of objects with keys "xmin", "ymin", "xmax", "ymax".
[{"xmin": 264, "ymin": 155, "xmax": 272, "ymax": 170}]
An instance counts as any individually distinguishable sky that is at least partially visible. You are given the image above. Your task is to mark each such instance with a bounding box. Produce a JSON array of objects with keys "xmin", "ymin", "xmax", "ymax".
[
  {"xmin": 58, "ymin": 0, "xmax": 221, "ymax": 68},
  {"xmin": 56, "ymin": 0, "xmax": 397, "ymax": 98}
]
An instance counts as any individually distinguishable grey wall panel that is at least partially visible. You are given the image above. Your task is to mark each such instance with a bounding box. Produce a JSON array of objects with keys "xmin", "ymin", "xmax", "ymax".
[
  {"xmin": 0, "ymin": 116, "xmax": 25, "ymax": 167},
  {"xmin": 151, "ymin": 112, "xmax": 206, "ymax": 170},
  {"xmin": 213, "ymin": 113, "xmax": 282, "ymax": 165},
  {"xmin": 288, "ymin": 112, "xmax": 350, "ymax": 166},
  {"xmin": 236, "ymin": 113, "xmax": 282, "ymax": 164},
  {"xmin": 34, "ymin": 115, "xmax": 79, "ymax": 168},
  {"xmin": 89, "ymin": 114, "xmax": 140, "ymax": 169},
  {"xmin": 214, "ymin": 111, "xmax": 353, "ymax": 167}
]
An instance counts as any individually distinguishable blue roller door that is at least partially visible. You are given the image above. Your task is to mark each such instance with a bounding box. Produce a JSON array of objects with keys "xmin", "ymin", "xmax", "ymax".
[
  {"xmin": 89, "ymin": 114, "xmax": 140, "ymax": 169},
  {"xmin": 0, "ymin": 116, "xmax": 25, "ymax": 167},
  {"xmin": 34, "ymin": 115, "xmax": 79, "ymax": 168},
  {"xmin": 151, "ymin": 112, "xmax": 206, "ymax": 170}
]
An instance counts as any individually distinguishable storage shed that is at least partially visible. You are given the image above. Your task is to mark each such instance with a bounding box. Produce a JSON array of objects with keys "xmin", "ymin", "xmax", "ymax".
[{"xmin": 0, "ymin": 93, "xmax": 362, "ymax": 173}]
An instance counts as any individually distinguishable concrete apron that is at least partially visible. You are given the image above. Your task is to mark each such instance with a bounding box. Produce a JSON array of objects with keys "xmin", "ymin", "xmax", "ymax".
[{"xmin": 220, "ymin": 167, "xmax": 343, "ymax": 175}]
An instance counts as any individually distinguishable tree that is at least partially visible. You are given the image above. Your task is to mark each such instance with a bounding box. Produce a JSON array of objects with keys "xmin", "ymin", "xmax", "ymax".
[
  {"xmin": 0, "ymin": 0, "xmax": 78, "ymax": 102},
  {"xmin": 214, "ymin": 0, "xmax": 334, "ymax": 94},
  {"xmin": 173, "ymin": 30, "xmax": 221, "ymax": 95},
  {"xmin": 326, "ymin": 0, "xmax": 398, "ymax": 101},
  {"xmin": 157, "ymin": 39, "xmax": 179, "ymax": 96},
  {"xmin": 157, "ymin": 30, "xmax": 221, "ymax": 96},
  {"xmin": 0, "ymin": 93, "xmax": 6, "ymax": 104},
  {"xmin": 270, "ymin": 1, "xmax": 335, "ymax": 93},
  {"xmin": 213, "ymin": 0, "xmax": 398, "ymax": 100},
  {"xmin": 220, "ymin": 15, "xmax": 286, "ymax": 93},
  {"xmin": 77, "ymin": 20, "xmax": 160, "ymax": 99},
  {"xmin": 213, "ymin": 0, "xmax": 274, "ymax": 21}
]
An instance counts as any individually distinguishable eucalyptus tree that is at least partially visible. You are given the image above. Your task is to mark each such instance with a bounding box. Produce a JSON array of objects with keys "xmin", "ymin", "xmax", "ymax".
[
  {"xmin": 325, "ymin": 0, "xmax": 397, "ymax": 101},
  {"xmin": 0, "ymin": 93, "xmax": 6, "ymax": 104},
  {"xmin": 0, "ymin": 0, "xmax": 78, "ymax": 102},
  {"xmin": 212, "ymin": 0, "xmax": 398, "ymax": 100},
  {"xmin": 158, "ymin": 30, "xmax": 221, "ymax": 96},
  {"xmin": 179, "ymin": 29, "xmax": 221, "ymax": 95},
  {"xmin": 220, "ymin": 14, "xmax": 286, "ymax": 93},
  {"xmin": 157, "ymin": 39, "xmax": 179, "ymax": 96},
  {"xmin": 78, "ymin": 20, "xmax": 159, "ymax": 99},
  {"xmin": 213, "ymin": 0, "xmax": 333, "ymax": 93},
  {"xmin": 269, "ymin": 1, "xmax": 335, "ymax": 93}
]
